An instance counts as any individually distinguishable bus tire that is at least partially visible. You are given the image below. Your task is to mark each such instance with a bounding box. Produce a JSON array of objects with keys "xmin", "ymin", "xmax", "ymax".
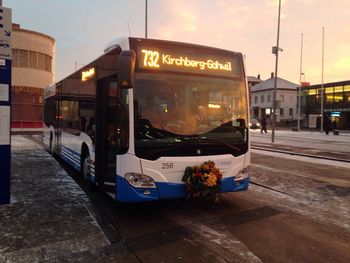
[
  {"xmin": 49, "ymin": 132, "xmax": 54, "ymax": 154},
  {"xmin": 81, "ymin": 145, "xmax": 95, "ymax": 189},
  {"xmin": 81, "ymin": 153, "xmax": 90, "ymax": 179}
]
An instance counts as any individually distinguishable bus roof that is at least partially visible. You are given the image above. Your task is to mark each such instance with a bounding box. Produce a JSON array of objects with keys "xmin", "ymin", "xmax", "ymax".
[{"xmin": 56, "ymin": 37, "xmax": 243, "ymax": 84}]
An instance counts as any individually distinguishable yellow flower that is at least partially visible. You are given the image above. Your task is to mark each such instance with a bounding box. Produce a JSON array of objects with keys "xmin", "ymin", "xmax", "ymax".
[{"xmin": 204, "ymin": 173, "xmax": 217, "ymax": 187}]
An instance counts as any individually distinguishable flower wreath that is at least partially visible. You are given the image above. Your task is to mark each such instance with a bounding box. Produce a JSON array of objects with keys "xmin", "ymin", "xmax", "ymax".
[{"xmin": 182, "ymin": 160, "xmax": 223, "ymax": 202}]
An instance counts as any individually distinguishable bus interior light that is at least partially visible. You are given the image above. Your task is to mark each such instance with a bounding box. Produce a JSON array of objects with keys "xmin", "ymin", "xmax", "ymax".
[{"xmin": 208, "ymin": 103, "xmax": 221, "ymax": 109}]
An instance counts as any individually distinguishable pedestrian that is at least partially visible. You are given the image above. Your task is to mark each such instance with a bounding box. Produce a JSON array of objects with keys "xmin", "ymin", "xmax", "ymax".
[
  {"xmin": 332, "ymin": 120, "xmax": 337, "ymax": 130},
  {"xmin": 324, "ymin": 117, "xmax": 330, "ymax": 135},
  {"xmin": 260, "ymin": 117, "xmax": 268, "ymax": 133}
]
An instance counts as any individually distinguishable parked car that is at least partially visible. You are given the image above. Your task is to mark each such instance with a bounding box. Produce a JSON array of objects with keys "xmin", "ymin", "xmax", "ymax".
[{"xmin": 249, "ymin": 117, "xmax": 260, "ymax": 129}]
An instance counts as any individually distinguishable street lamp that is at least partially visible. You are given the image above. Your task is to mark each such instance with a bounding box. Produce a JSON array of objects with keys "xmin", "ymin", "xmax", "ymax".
[
  {"xmin": 320, "ymin": 27, "xmax": 325, "ymax": 133},
  {"xmin": 145, "ymin": 0, "xmax": 148, "ymax": 38},
  {"xmin": 271, "ymin": 0, "xmax": 282, "ymax": 143},
  {"xmin": 297, "ymin": 33, "xmax": 304, "ymax": 131}
]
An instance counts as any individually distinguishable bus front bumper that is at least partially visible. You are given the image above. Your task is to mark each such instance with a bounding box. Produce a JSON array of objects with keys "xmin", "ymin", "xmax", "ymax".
[{"xmin": 116, "ymin": 175, "xmax": 249, "ymax": 202}]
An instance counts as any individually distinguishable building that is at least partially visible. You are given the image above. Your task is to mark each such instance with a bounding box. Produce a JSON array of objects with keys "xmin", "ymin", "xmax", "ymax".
[
  {"xmin": 250, "ymin": 73, "xmax": 298, "ymax": 124},
  {"xmin": 247, "ymin": 75, "xmax": 263, "ymax": 107},
  {"xmin": 11, "ymin": 23, "xmax": 55, "ymax": 131},
  {"xmin": 301, "ymin": 80, "xmax": 350, "ymax": 130}
]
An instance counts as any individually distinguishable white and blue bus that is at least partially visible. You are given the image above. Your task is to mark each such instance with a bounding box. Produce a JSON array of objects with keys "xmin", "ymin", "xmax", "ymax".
[{"xmin": 43, "ymin": 37, "xmax": 250, "ymax": 202}]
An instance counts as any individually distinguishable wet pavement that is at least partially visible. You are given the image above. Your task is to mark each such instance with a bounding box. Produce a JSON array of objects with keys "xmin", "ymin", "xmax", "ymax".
[
  {"xmin": 0, "ymin": 136, "xmax": 137, "ymax": 262},
  {"xmin": 2, "ymin": 134, "xmax": 350, "ymax": 262}
]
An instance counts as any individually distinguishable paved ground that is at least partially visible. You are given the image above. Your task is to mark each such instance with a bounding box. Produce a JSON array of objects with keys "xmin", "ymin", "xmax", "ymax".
[
  {"xmin": 0, "ymin": 136, "xmax": 138, "ymax": 262},
  {"xmin": 1, "ymin": 133, "xmax": 350, "ymax": 262},
  {"xmin": 250, "ymin": 128, "xmax": 350, "ymax": 150}
]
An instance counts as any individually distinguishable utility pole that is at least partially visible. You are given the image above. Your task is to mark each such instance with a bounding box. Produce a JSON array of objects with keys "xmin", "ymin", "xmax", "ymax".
[
  {"xmin": 271, "ymin": 0, "xmax": 282, "ymax": 143},
  {"xmin": 297, "ymin": 33, "xmax": 303, "ymax": 131},
  {"xmin": 320, "ymin": 27, "xmax": 325, "ymax": 133},
  {"xmin": 145, "ymin": 0, "xmax": 148, "ymax": 38}
]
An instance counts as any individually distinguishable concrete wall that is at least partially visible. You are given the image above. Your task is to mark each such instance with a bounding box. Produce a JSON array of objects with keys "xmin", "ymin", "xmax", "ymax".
[
  {"xmin": 12, "ymin": 25, "xmax": 55, "ymax": 88},
  {"xmin": 11, "ymin": 24, "xmax": 55, "ymax": 131}
]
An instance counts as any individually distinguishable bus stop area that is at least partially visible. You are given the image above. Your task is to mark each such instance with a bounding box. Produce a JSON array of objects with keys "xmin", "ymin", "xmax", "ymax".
[
  {"xmin": 0, "ymin": 136, "xmax": 138, "ymax": 263},
  {"xmin": 1, "ymin": 132, "xmax": 350, "ymax": 262}
]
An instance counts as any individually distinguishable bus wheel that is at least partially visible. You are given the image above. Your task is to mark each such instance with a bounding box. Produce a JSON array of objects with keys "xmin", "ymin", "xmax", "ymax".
[
  {"xmin": 81, "ymin": 153, "xmax": 91, "ymax": 181},
  {"xmin": 49, "ymin": 132, "xmax": 54, "ymax": 154}
]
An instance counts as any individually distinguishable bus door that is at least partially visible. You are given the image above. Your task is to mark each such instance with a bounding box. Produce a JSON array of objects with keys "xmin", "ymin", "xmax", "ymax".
[{"xmin": 96, "ymin": 76, "xmax": 120, "ymax": 193}]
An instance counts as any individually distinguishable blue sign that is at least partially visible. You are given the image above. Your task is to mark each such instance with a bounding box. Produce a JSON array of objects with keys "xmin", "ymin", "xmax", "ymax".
[
  {"xmin": 0, "ymin": 59, "xmax": 11, "ymax": 204},
  {"xmin": 0, "ymin": 6, "xmax": 11, "ymax": 205}
]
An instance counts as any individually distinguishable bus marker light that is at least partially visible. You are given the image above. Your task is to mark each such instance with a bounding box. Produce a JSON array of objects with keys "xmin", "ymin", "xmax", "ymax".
[{"xmin": 234, "ymin": 168, "xmax": 249, "ymax": 182}]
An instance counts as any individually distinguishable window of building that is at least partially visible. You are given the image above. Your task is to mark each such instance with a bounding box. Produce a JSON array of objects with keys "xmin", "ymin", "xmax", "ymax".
[
  {"xmin": 261, "ymin": 95, "xmax": 264, "ymax": 103},
  {"xmin": 38, "ymin": 53, "xmax": 45, "ymax": 70},
  {"xmin": 325, "ymin": 87, "xmax": 334, "ymax": 94},
  {"xmin": 12, "ymin": 49, "xmax": 19, "ymax": 67},
  {"xmin": 344, "ymin": 85, "xmax": 350, "ymax": 102},
  {"xmin": 308, "ymin": 89, "xmax": 317, "ymax": 95},
  {"xmin": 334, "ymin": 86, "xmax": 343, "ymax": 93},
  {"xmin": 289, "ymin": 108, "xmax": 293, "ymax": 117},
  {"xmin": 254, "ymin": 96, "xmax": 258, "ymax": 104},
  {"xmin": 326, "ymin": 94, "xmax": 333, "ymax": 103},
  {"xmin": 334, "ymin": 94, "xmax": 342, "ymax": 102},
  {"xmin": 280, "ymin": 108, "xmax": 284, "ymax": 116},
  {"xmin": 45, "ymin": 55, "xmax": 52, "ymax": 72},
  {"xmin": 267, "ymin": 94, "xmax": 271, "ymax": 102},
  {"xmin": 280, "ymin": 95, "xmax": 284, "ymax": 102},
  {"xmin": 29, "ymin": 51, "xmax": 38, "ymax": 68},
  {"xmin": 12, "ymin": 48, "xmax": 52, "ymax": 73},
  {"xmin": 19, "ymin": 49, "xmax": 29, "ymax": 67}
]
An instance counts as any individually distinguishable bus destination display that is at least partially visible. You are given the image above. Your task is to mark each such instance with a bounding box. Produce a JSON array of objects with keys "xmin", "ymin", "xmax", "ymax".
[{"xmin": 137, "ymin": 47, "xmax": 240, "ymax": 77}]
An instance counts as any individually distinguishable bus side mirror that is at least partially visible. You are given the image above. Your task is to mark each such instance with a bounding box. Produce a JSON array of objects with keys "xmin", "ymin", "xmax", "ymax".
[{"xmin": 118, "ymin": 50, "xmax": 136, "ymax": 89}]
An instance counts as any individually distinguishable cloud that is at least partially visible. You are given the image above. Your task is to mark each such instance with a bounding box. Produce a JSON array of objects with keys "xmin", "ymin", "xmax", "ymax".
[{"xmin": 7, "ymin": 0, "xmax": 350, "ymax": 84}]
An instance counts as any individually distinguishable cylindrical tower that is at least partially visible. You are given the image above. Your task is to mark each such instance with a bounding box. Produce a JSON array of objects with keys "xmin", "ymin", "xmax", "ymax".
[{"xmin": 11, "ymin": 23, "xmax": 55, "ymax": 131}]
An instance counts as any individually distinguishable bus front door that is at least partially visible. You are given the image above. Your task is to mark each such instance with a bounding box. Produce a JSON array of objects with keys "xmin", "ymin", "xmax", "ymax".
[{"xmin": 96, "ymin": 76, "xmax": 119, "ymax": 195}]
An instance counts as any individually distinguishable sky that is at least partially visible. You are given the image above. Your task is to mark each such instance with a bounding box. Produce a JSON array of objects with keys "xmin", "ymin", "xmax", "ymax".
[{"xmin": 4, "ymin": 0, "xmax": 350, "ymax": 84}]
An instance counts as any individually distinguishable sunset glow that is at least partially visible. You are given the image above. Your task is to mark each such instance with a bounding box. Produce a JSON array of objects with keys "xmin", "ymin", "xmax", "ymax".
[{"xmin": 6, "ymin": 0, "xmax": 350, "ymax": 84}]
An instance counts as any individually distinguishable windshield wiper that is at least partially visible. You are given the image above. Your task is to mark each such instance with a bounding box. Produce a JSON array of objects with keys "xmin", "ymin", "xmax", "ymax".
[
  {"xmin": 205, "ymin": 137, "xmax": 241, "ymax": 152},
  {"xmin": 146, "ymin": 139, "xmax": 195, "ymax": 156},
  {"xmin": 145, "ymin": 136, "xmax": 242, "ymax": 157}
]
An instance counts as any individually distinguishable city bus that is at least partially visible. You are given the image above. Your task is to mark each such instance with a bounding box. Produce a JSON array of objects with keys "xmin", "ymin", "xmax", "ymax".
[{"xmin": 43, "ymin": 37, "xmax": 250, "ymax": 202}]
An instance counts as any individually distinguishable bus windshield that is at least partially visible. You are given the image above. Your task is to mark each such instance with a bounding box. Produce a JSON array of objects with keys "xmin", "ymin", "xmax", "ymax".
[{"xmin": 134, "ymin": 73, "xmax": 248, "ymax": 160}]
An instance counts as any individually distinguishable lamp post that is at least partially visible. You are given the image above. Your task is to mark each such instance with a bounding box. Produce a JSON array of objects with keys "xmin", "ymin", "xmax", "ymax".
[
  {"xmin": 145, "ymin": 0, "xmax": 148, "ymax": 38},
  {"xmin": 320, "ymin": 27, "xmax": 325, "ymax": 133},
  {"xmin": 271, "ymin": 0, "xmax": 282, "ymax": 143},
  {"xmin": 297, "ymin": 33, "xmax": 304, "ymax": 131}
]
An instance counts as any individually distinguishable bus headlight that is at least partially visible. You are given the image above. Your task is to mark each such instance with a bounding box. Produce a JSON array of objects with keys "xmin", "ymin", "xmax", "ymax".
[
  {"xmin": 234, "ymin": 168, "xmax": 249, "ymax": 182},
  {"xmin": 124, "ymin": 173, "xmax": 156, "ymax": 188}
]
